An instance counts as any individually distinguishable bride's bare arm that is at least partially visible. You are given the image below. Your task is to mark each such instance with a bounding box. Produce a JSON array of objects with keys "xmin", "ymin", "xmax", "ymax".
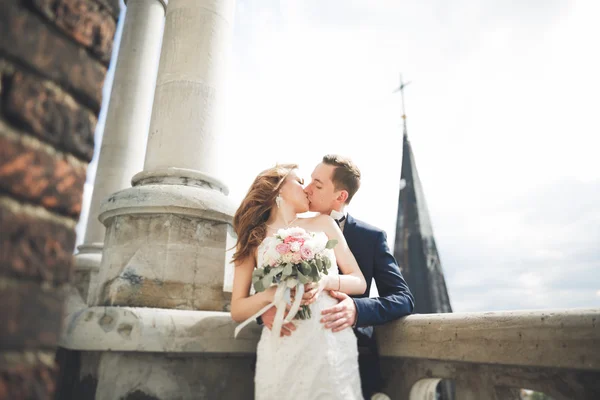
[
  {"xmin": 311, "ymin": 215, "xmax": 366, "ymax": 296},
  {"xmin": 230, "ymin": 252, "xmax": 277, "ymax": 323}
]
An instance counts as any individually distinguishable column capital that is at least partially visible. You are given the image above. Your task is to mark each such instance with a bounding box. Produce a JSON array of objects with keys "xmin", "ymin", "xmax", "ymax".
[
  {"xmin": 98, "ymin": 183, "xmax": 235, "ymax": 226},
  {"xmin": 132, "ymin": 167, "xmax": 229, "ymax": 195},
  {"xmin": 124, "ymin": 0, "xmax": 168, "ymax": 13}
]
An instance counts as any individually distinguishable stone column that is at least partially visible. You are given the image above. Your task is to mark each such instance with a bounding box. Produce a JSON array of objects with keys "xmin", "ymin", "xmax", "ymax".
[
  {"xmin": 73, "ymin": 0, "xmax": 167, "ymax": 304},
  {"xmin": 95, "ymin": 0, "xmax": 236, "ymax": 312}
]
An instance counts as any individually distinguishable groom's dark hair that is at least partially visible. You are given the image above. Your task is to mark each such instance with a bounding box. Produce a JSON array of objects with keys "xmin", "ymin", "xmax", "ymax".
[{"xmin": 322, "ymin": 154, "xmax": 361, "ymax": 204}]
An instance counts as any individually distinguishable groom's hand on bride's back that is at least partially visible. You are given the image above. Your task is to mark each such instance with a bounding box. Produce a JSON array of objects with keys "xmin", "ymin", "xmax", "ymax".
[
  {"xmin": 261, "ymin": 306, "xmax": 297, "ymax": 337},
  {"xmin": 320, "ymin": 291, "xmax": 358, "ymax": 332}
]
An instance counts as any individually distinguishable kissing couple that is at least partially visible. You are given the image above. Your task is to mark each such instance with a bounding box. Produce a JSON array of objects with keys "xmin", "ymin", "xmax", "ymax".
[{"xmin": 231, "ymin": 155, "xmax": 414, "ymax": 400}]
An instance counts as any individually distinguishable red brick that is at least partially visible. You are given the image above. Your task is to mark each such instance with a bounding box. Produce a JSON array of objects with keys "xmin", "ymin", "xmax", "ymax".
[
  {"xmin": 0, "ymin": 128, "xmax": 87, "ymax": 218},
  {"xmin": 31, "ymin": 0, "xmax": 117, "ymax": 64},
  {"xmin": 5, "ymin": 71, "xmax": 97, "ymax": 161},
  {"xmin": 0, "ymin": 278, "xmax": 67, "ymax": 350},
  {"xmin": 0, "ymin": 199, "xmax": 76, "ymax": 284},
  {"xmin": 0, "ymin": 353, "xmax": 57, "ymax": 399},
  {"xmin": 93, "ymin": 0, "xmax": 120, "ymax": 19},
  {"xmin": 0, "ymin": 2, "xmax": 107, "ymax": 112}
]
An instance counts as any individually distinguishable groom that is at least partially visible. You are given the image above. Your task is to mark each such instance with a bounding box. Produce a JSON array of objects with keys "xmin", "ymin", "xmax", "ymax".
[{"xmin": 262, "ymin": 154, "xmax": 415, "ymax": 398}]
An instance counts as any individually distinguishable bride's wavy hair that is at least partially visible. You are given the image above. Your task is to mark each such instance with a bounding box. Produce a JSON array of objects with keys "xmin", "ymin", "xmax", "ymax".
[{"xmin": 232, "ymin": 163, "xmax": 298, "ymax": 265}]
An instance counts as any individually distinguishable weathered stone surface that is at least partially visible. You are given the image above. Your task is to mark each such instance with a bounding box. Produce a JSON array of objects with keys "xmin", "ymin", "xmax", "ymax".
[
  {"xmin": 0, "ymin": 197, "xmax": 76, "ymax": 284},
  {"xmin": 0, "ymin": 351, "xmax": 57, "ymax": 400},
  {"xmin": 60, "ymin": 306, "xmax": 261, "ymax": 353},
  {"xmin": 381, "ymin": 357, "xmax": 600, "ymax": 400},
  {"xmin": 5, "ymin": 71, "xmax": 97, "ymax": 161},
  {"xmin": 30, "ymin": 0, "xmax": 117, "ymax": 64},
  {"xmin": 0, "ymin": 277, "xmax": 67, "ymax": 350},
  {"xmin": 0, "ymin": 2, "xmax": 107, "ymax": 112},
  {"xmin": 0, "ymin": 122, "xmax": 87, "ymax": 217},
  {"xmin": 96, "ymin": 211, "xmax": 231, "ymax": 311},
  {"xmin": 95, "ymin": 352, "xmax": 255, "ymax": 400},
  {"xmin": 376, "ymin": 309, "xmax": 600, "ymax": 371}
]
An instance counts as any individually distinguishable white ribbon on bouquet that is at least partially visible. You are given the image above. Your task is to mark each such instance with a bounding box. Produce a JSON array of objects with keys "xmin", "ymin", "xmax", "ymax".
[{"xmin": 234, "ymin": 282, "xmax": 305, "ymax": 339}]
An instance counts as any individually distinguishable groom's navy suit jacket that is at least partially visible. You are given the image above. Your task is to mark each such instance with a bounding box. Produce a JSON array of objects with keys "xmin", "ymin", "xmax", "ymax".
[{"xmin": 343, "ymin": 214, "xmax": 414, "ymax": 343}]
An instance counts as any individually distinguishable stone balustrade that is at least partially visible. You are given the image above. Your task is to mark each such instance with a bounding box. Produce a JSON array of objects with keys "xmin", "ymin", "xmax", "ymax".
[
  {"xmin": 376, "ymin": 308, "xmax": 600, "ymax": 399},
  {"xmin": 59, "ymin": 301, "xmax": 600, "ymax": 399}
]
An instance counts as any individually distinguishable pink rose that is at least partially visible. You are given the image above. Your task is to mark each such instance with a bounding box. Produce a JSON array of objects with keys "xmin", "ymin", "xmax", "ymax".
[
  {"xmin": 292, "ymin": 252, "xmax": 303, "ymax": 263},
  {"xmin": 276, "ymin": 243, "xmax": 291, "ymax": 255},
  {"xmin": 284, "ymin": 236, "xmax": 305, "ymax": 246},
  {"xmin": 300, "ymin": 246, "xmax": 314, "ymax": 260}
]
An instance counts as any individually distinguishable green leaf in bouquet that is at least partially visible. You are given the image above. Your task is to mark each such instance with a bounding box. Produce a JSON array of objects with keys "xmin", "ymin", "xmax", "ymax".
[
  {"xmin": 252, "ymin": 268, "xmax": 263, "ymax": 277},
  {"xmin": 254, "ymin": 280, "xmax": 265, "ymax": 293},
  {"xmin": 261, "ymin": 269, "xmax": 277, "ymax": 289},
  {"xmin": 309, "ymin": 263, "xmax": 319, "ymax": 280},
  {"xmin": 282, "ymin": 263, "xmax": 293, "ymax": 276},
  {"xmin": 316, "ymin": 258, "xmax": 323, "ymax": 271},
  {"xmin": 297, "ymin": 271, "xmax": 310, "ymax": 284},
  {"xmin": 260, "ymin": 277, "xmax": 272, "ymax": 291},
  {"xmin": 300, "ymin": 261, "xmax": 311, "ymax": 275},
  {"xmin": 325, "ymin": 239, "xmax": 338, "ymax": 249},
  {"xmin": 323, "ymin": 256, "xmax": 331, "ymax": 269}
]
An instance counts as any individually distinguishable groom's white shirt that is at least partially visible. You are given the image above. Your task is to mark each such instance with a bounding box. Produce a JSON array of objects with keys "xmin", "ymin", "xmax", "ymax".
[{"xmin": 330, "ymin": 209, "xmax": 347, "ymax": 230}]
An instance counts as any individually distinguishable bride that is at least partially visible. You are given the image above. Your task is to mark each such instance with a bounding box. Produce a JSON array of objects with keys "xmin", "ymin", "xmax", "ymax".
[{"xmin": 231, "ymin": 164, "xmax": 367, "ymax": 400}]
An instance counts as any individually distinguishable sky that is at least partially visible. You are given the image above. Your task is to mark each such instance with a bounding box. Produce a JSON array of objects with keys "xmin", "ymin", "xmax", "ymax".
[{"xmin": 76, "ymin": 0, "xmax": 600, "ymax": 313}]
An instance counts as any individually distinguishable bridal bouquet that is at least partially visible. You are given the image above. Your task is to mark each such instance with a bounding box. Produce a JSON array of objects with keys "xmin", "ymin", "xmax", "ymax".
[{"xmin": 252, "ymin": 227, "xmax": 338, "ymax": 320}]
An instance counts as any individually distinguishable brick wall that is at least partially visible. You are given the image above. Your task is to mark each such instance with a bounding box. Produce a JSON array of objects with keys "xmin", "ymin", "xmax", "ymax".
[{"xmin": 0, "ymin": 1, "xmax": 119, "ymax": 398}]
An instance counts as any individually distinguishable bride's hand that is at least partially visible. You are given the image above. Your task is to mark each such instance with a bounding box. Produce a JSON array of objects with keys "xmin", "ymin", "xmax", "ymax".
[{"xmin": 301, "ymin": 276, "xmax": 332, "ymax": 306}]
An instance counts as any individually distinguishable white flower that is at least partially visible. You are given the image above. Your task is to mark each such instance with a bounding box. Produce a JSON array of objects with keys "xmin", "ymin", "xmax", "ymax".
[
  {"xmin": 305, "ymin": 233, "xmax": 327, "ymax": 253},
  {"xmin": 284, "ymin": 227, "xmax": 308, "ymax": 238},
  {"xmin": 262, "ymin": 240, "xmax": 281, "ymax": 267},
  {"xmin": 282, "ymin": 253, "xmax": 294, "ymax": 264},
  {"xmin": 290, "ymin": 241, "xmax": 301, "ymax": 252}
]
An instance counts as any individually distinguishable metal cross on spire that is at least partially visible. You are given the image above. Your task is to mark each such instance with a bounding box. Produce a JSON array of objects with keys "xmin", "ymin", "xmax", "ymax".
[{"xmin": 393, "ymin": 73, "xmax": 411, "ymax": 137}]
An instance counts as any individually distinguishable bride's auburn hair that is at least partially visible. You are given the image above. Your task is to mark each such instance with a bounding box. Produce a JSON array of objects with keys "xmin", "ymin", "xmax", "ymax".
[{"xmin": 232, "ymin": 163, "xmax": 298, "ymax": 265}]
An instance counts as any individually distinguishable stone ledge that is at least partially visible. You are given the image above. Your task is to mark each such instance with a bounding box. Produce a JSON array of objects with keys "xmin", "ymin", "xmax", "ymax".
[
  {"xmin": 60, "ymin": 305, "xmax": 261, "ymax": 354},
  {"xmin": 376, "ymin": 308, "xmax": 600, "ymax": 371},
  {"xmin": 99, "ymin": 182, "xmax": 235, "ymax": 225}
]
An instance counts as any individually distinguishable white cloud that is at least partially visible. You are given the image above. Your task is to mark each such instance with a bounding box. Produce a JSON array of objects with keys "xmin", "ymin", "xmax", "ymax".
[{"xmin": 222, "ymin": 0, "xmax": 600, "ymax": 312}]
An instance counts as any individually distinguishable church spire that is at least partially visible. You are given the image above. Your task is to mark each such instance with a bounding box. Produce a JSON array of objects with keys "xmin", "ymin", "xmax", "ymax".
[
  {"xmin": 393, "ymin": 73, "xmax": 411, "ymax": 138},
  {"xmin": 393, "ymin": 75, "xmax": 453, "ymax": 314}
]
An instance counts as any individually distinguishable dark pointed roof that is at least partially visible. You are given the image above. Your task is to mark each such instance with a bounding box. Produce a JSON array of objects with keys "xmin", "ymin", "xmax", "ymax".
[{"xmin": 393, "ymin": 133, "xmax": 452, "ymax": 314}]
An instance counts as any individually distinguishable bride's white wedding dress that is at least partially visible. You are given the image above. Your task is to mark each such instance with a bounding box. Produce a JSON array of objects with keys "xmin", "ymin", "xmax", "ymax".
[{"xmin": 254, "ymin": 235, "xmax": 364, "ymax": 400}]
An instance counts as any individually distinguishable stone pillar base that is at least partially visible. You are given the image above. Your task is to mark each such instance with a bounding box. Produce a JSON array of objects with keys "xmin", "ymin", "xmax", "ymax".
[
  {"xmin": 73, "ymin": 243, "xmax": 103, "ymax": 304},
  {"xmin": 96, "ymin": 352, "xmax": 255, "ymax": 400},
  {"xmin": 95, "ymin": 168, "xmax": 235, "ymax": 311},
  {"xmin": 59, "ymin": 306, "xmax": 260, "ymax": 399}
]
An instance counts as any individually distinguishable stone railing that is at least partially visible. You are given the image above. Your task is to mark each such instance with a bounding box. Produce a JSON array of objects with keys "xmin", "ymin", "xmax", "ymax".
[
  {"xmin": 375, "ymin": 308, "xmax": 600, "ymax": 399},
  {"xmin": 59, "ymin": 297, "xmax": 599, "ymax": 399}
]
